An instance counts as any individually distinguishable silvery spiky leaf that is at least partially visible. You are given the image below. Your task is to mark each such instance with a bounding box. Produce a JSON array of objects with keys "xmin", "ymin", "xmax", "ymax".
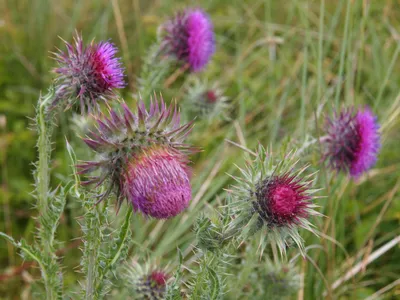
[
  {"xmin": 227, "ymin": 145, "xmax": 321, "ymax": 256},
  {"xmin": 78, "ymin": 95, "xmax": 196, "ymax": 218},
  {"xmin": 125, "ymin": 261, "xmax": 169, "ymax": 300},
  {"xmin": 184, "ymin": 77, "xmax": 229, "ymax": 121}
]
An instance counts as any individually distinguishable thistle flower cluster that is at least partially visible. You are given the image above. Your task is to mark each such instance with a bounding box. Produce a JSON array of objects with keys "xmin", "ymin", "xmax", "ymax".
[
  {"xmin": 227, "ymin": 146, "xmax": 320, "ymax": 255},
  {"xmin": 78, "ymin": 97, "xmax": 196, "ymax": 219},
  {"xmin": 322, "ymin": 107, "xmax": 380, "ymax": 178},
  {"xmin": 125, "ymin": 262, "xmax": 169, "ymax": 300},
  {"xmin": 184, "ymin": 78, "xmax": 229, "ymax": 120},
  {"xmin": 160, "ymin": 8, "xmax": 215, "ymax": 72},
  {"xmin": 53, "ymin": 33, "xmax": 125, "ymax": 113}
]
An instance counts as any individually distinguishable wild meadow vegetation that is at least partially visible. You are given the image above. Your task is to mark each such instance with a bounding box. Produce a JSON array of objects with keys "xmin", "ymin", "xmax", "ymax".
[{"xmin": 0, "ymin": 0, "xmax": 400, "ymax": 299}]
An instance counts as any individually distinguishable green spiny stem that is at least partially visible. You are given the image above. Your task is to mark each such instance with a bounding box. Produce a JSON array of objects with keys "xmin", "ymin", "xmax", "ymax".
[
  {"xmin": 94, "ymin": 208, "xmax": 133, "ymax": 298},
  {"xmin": 35, "ymin": 87, "xmax": 63, "ymax": 299}
]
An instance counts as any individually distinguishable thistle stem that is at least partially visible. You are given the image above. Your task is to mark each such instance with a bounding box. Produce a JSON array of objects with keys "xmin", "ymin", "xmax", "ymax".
[{"xmin": 35, "ymin": 88, "xmax": 62, "ymax": 299}]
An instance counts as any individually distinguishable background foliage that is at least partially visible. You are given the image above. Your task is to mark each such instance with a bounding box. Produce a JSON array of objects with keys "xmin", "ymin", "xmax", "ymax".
[{"xmin": 0, "ymin": 0, "xmax": 399, "ymax": 299}]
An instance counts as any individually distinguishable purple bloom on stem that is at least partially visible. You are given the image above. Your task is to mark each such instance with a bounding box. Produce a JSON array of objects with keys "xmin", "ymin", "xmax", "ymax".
[
  {"xmin": 255, "ymin": 174, "xmax": 310, "ymax": 228},
  {"xmin": 323, "ymin": 107, "xmax": 380, "ymax": 178},
  {"xmin": 161, "ymin": 8, "xmax": 215, "ymax": 72},
  {"xmin": 124, "ymin": 147, "xmax": 191, "ymax": 219},
  {"xmin": 78, "ymin": 96, "xmax": 195, "ymax": 218},
  {"xmin": 53, "ymin": 33, "xmax": 125, "ymax": 113},
  {"xmin": 228, "ymin": 146, "xmax": 320, "ymax": 256}
]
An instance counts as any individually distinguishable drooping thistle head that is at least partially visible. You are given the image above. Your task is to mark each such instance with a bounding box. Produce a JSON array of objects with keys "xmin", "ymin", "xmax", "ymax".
[
  {"xmin": 227, "ymin": 145, "xmax": 320, "ymax": 256},
  {"xmin": 125, "ymin": 261, "xmax": 169, "ymax": 300},
  {"xmin": 322, "ymin": 107, "xmax": 381, "ymax": 178},
  {"xmin": 184, "ymin": 78, "xmax": 229, "ymax": 121},
  {"xmin": 53, "ymin": 33, "xmax": 125, "ymax": 113},
  {"xmin": 160, "ymin": 8, "xmax": 215, "ymax": 72},
  {"xmin": 78, "ymin": 96, "xmax": 196, "ymax": 218}
]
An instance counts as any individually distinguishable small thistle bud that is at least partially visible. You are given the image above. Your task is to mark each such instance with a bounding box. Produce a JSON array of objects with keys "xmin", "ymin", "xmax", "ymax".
[
  {"xmin": 78, "ymin": 96, "xmax": 196, "ymax": 218},
  {"xmin": 184, "ymin": 78, "xmax": 229, "ymax": 121},
  {"xmin": 160, "ymin": 8, "xmax": 215, "ymax": 72},
  {"xmin": 261, "ymin": 261, "xmax": 300, "ymax": 300},
  {"xmin": 125, "ymin": 262, "xmax": 169, "ymax": 299},
  {"xmin": 194, "ymin": 215, "xmax": 224, "ymax": 252},
  {"xmin": 323, "ymin": 107, "xmax": 381, "ymax": 178},
  {"xmin": 228, "ymin": 146, "xmax": 320, "ymax": 256},
  {"xmin": 53, "ymin": 33, "xmax": 125, "ymax": 113}
]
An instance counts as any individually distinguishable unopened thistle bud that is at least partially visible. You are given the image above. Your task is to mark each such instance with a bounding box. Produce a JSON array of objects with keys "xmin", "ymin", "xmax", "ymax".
[
  {"xmin": 160, "ymin": 8, "xmax": 215, "ymax": 72},
  {"xmin": 125, "ymin": 262, "xmax": 169, "ymax": 300},
  {"xmin": 78, "ymin": 96, "xmax": 195, "ymax": 218},
  {"xmin": 184, "ymin": 78, "xmax": 229, "ymax": 121},
  {"xmin": 228, "ymin": 146, "xmax": 320, "ymax": 256},
  {"xmin": 261, "ymin": 261, "xmax": 300, "ymax": 300},
  {"xmin": 322, "ymin": 107, "xmax": 380, "ymax": 178},
  {"xmin": 53, "ymin": 33, "xmax": 125, "ymax": 113}
]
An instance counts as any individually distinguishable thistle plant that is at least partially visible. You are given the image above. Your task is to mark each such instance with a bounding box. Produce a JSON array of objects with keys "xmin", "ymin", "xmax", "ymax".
[
  {"xmin": 322, "ymin": 107, "xmax": 381, "ymax": 178},
  {"xmin": 226, "ymin": 145, "xmax": 321, "ymax": 256},
  {"xmin": 53, "ymin": 33, "xmax": 125, "ymax": 113},
  {"xmin": 137, "ymin": 8, "xmax": 215, "ymax": 100},
  {"xmin": 78, "ymin": 96, "xmax": 196, "ymax": 218},
  {"xmin": 183, "ymin": 78, "xmax": 229, "ymax": 121},
  {"xmin": 125, "ymin": 261, "xmax": 169, "ymax": 299}
]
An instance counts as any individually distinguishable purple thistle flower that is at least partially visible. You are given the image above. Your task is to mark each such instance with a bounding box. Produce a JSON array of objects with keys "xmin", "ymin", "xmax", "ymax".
[
  {"xmin": 228, "ymin": 146, "xmax": 320, "ymax": 255},
  {"xmin": 53, "ymin": 33, "xmax": 125, "ymax": 113},
  {"xmin": 124, "ymin": 147, "xmax": 191, "ymax": 219},
  {"xmin": 125, "ymin": 262, "xmax": 169, "ymax": 299},
  {"xmin": 161, "ymin": 8, "xmax": 215, "ymax": 72},
  {"xmin": 255, "ymin": 174, "xmax": 311, "ymax": 228},
  {"xmin": 78, "ymin": 96, "xmax": 195, "ymax": 218},
  {"xmin": 323, "ymin": 107, "xmax": 380, "ymax": 178}
]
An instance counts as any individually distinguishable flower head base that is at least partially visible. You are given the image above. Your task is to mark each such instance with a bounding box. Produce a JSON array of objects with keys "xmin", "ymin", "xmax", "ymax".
[
  {"xmin": 227, "ymin": 145, "xmax": 320, "ymax": 256},
  {"xmin": 125, "ymin": 262, "xmax": 169, "ymax": 300},
  {"xmin": 184, "ymin": 78, "xmax": 229, "ymax": 121},
  {"xmin": 78, "ymin": 96, "xmax": 195, "ymax": 218},
  {"xmin": 53, "ymin": 33, "xmax": 125, "ymax": 113},
  {"xmin": 323, "ymin": 107, "xmax": 380, "ymax": 178},
  {"xmin": 160, "ymin": 8, "xmax": 215, "ymax": 72}
]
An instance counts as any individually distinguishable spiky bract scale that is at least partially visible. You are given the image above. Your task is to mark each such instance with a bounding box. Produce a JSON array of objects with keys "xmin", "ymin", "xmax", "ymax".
[
  {"xmin": 160, "ymin": 8, "xmax": 215, "ymax": 72},
  {"xmin": 227, "ymin": 145, "xmax": 320, "ymax": 256},
  {"xmin": 78, "ymin": 96, "xmax": 195, "ymax": 218},
  {"xmin": 323, "ymin": 107, "xmax": 380, "ymax": 178},
  {"xmin": 125, "ymin": 262, "xmax": 169, "ymax": 300},
  {"xmin": 184, "ymin": 77, "xmax": 229, "ymax": 121},
  {"xmin": 53, "ymin": 33, "xmax": 125, "ymax": 113}
]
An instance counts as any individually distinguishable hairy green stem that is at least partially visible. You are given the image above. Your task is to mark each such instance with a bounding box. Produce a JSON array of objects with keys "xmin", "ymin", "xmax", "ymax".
[{"xmin": 35, "ymin": 88, "xmax": 63, "ymax": 300}]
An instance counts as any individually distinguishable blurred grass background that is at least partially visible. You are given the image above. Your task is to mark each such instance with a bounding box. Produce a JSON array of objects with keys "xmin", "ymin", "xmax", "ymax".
[{"xmin": 0, "ymin": 0, "xmax": 400, "ymax": 299}]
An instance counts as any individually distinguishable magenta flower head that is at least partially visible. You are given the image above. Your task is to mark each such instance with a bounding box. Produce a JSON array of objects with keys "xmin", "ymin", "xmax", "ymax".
[
  {"xmin": 78, "ymin": 96, "xmax": 195, "ymax": 218},
  {"xmin": 228, "ymin": 146, "xmax": 320, "ymax": 256},
  {"xmin": 53, "ymin": 33, "xmax": 125, "ymax": 113},
  {"xmin": 125, "ymin": 262, "xmax": 169, "ymax": 299},
  {"xmin": 160, "ymin": 8, "xmax": 215, "ymax": 72},
  {"xmin": 323, "ymin": 107, "xmax": 380, "ymax": 178}
]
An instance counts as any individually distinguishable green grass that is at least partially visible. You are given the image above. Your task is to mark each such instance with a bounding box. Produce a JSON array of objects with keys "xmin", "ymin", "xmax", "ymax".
[{"xmin": 1, "ymin": 0, "xmax": 400, "ymax": 299}]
